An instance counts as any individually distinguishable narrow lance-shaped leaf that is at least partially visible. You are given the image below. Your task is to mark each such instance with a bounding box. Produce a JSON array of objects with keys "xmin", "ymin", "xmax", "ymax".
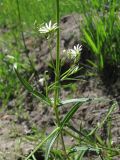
[
  {"xmin": 89, "ymin": 102, "xmax": 117, "ymax": 136},
  {"xmin": 32, "ymin": 154, "xmax": 37, "ymax": 160},
  {"xmin": 76, "ymin": 150, "xmax": 86, "ymax": 160},
  {"xmin": 59, "ymin": 98, "xmax": 90, "ymax": 106},
  {"xmin": 61, "ymin": 102, "xmax": 82, "ymax": 129},
  {"xmin": 25, "ymin": 127, "xmax": 60, "ymax": 160},
  {"xmin": 58, "ymin": 97, "xmax": 111, "ymax": 107},
  {"xmin": 45, "ymin": 131, "xmax": 59, "ymax": 160},
  {"xmin": 14, "ymin": 66, "xmax": 51, "ymax": 106}
]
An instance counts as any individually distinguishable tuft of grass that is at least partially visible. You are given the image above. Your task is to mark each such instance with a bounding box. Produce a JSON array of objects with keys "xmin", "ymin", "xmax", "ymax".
[{"xmin": 80, "ymin": 0, "xmax": 120, "ymax": 72}]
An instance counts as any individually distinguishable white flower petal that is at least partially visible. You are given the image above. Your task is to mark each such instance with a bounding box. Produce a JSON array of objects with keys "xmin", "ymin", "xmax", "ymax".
[
  {"xmin": 49, "ymin": 21, "xmax": 52, "ymax": 27},
  {"xmin": 39, "ymin": 21, "xmax": 58, "ymax": 34},
  {"xmin": 64, "ymin": 44, "xmax": 82, "ymax": 62}
]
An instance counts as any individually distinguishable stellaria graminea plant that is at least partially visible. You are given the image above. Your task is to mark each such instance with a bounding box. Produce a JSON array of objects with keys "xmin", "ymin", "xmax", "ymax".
[{"xmin": 14, "ymin": 0, "xmax": 117, "ymax": 159}]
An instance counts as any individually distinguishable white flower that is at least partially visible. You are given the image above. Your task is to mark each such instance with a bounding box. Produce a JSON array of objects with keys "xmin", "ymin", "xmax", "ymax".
[
  {"xmin": 39, "ymin": 21, "xmax": 58, "ymax": 34},
  {"xmin": 38, "ymin": 78, "xmax": 45, "ymax": 86},
  {"xmin": 69, "ymin": 44, "xmax": 82, "ymax": 59},
  {"xmin": 73, "ymin": 44, "xmax": 82, "ymax": 54},
  {"xmin": 63, "ymin": 44, "xmax": 82, "ymax": 62}
]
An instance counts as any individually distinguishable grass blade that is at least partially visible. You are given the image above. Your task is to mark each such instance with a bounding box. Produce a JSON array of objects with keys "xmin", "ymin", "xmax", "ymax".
[{"xmin": 83, "ymin": 29, "xmax": 99, "ymax": 55}]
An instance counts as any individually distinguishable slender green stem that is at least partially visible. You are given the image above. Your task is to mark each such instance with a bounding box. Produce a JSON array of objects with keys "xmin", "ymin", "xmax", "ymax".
[
  {"xmin": 53, "ymin": 0, "xmax": 69, "ymax": 159},
  {"xmin": 16, "ymin": 0, "xmax": 26, "ymax": 50},
  {"xmin": 54, "ymin": 0, "xmax": 60, "ymax": 125},
  {"xmin": 55, "ymin": 0, "xmax": 60, "ymax": 105},
  {"xmin": 16, "ymin": 0, "xmax": 35, "ymax": 72}
]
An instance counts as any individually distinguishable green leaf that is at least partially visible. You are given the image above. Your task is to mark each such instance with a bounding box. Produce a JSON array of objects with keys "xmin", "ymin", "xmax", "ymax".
[
  {"xmin": 83, "ymin": 29, "xmax": 99, "ymax": 55},
  {"xmin": 75, "ymin": 150, "xmax": 86, "ymax": 160},
  {"xmin": 89, "ymin": 102, "xmax": 117, "ymax": 136},
  {"xmin": 45, "ymin": 131, "xmax": 59, "ymax": 160},
  {"xmin": 60, "ymin": 98, "xmax": 90, "ymax": 106},
  {"xmin": 55, "ymin": 97, "xmax": 109, "ymax": 107},
  {"xmin": 32, "ymin": 154, "xmax": 37, "ymax": 160},
  {"xmin": 61, "ymin": 102, "xmax": 82, "ymax": 129},
  {"xmin": 99, "ymin": 54, "xmax": 104, "ymax": 70},
  {"xmin": 14, "ymin": 67, "xmax": 51, "ymax": 106},
  {"xmin": 25, "ymin": 127, "xmax": 60, "ymax": 160},
  {"xmin": 74, "ymin": 146, "xmax": 100, "ymax": 153},
  {"xmin": 87, "ymin": 59, "xmax": 97, "ymax": 68},
  {"xmin": 61, "ymin": 66, "xmax": 82, "ymax": 81}
]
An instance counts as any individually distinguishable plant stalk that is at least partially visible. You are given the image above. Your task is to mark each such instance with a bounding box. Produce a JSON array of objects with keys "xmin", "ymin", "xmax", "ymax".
[
  {"xmin": 55, "ymin": 0, "xmax": 60, "ymax": 105},
  {"xmin": 53, "ymin": 0, "xmax": 68, "ymax": 159},
  {"xmin": 16, "ymin": 0, "xmax": 35, "ymax": 72}
]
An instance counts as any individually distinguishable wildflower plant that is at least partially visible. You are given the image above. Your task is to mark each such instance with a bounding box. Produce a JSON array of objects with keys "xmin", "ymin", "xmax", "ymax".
[{"xmin": 13, "ymin": 0, "xmax": 118, "ymax": 160}]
